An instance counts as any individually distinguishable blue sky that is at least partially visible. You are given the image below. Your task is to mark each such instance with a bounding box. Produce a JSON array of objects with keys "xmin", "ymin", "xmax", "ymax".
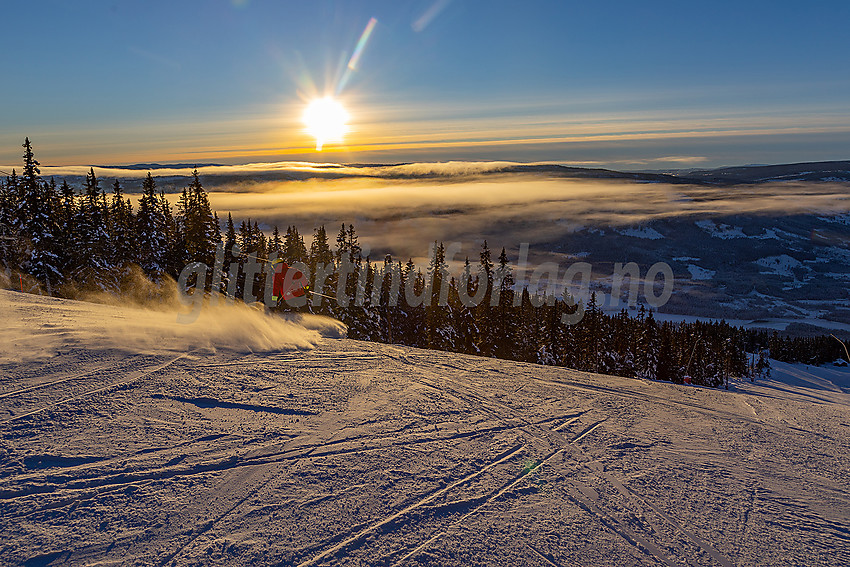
[{"xmin": 2, "ymin": 0, "xmax": 849, "ymax": 167}]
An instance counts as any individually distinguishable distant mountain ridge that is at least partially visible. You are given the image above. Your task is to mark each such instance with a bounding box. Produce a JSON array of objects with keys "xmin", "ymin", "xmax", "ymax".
[
  {"xmin": 95, "ymin": 162, "xmax": 225, "ymax": 170},
  {"xmin": 659, "ymin": 160, "xmax": 850, "ymax": 184},
  {"xmin": 498, "ymin": 161, "xmax": 850, "ymax": 185},
  {"xmin": 80, "ymin": 159, "xmax": 850, "ymax": 186}
]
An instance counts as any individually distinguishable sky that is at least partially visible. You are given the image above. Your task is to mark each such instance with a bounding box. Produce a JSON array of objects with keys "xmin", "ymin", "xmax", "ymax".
[{"xmin": 2, "ymin": 0, "xmax": 850, "ymax": 168}]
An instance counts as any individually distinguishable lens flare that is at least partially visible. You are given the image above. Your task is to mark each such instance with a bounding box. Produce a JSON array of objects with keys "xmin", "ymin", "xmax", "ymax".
[
  {"xmin": 347, "ymin": 17, "xmax": 377, "ymax": 71},
  {"xmin": 302, "ymin": 97, "xmax": 349, "ymax": 151}
]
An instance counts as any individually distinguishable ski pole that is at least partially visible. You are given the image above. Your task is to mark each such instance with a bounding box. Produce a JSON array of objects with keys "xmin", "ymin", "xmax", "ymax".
[{"xmin": 306, "ymin": 289, "xmax": 337, "ymax": 301}]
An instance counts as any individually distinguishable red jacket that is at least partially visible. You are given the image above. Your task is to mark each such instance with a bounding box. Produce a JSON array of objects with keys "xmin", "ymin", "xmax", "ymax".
[{"xmin": 273, "ymin": 262, "xmax": 308, "ymax": 301}]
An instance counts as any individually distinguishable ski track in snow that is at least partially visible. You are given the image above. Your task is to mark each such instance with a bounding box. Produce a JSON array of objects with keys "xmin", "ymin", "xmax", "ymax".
[{"xmin": 1, "ymin": 290, "xmax": 849, "ymax": 566}]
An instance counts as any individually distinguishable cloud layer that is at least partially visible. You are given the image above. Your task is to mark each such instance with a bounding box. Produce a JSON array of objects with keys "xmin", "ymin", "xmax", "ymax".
[{"xmin": 22, "ymin": 160, "xmax": 850, "ymax": 265}]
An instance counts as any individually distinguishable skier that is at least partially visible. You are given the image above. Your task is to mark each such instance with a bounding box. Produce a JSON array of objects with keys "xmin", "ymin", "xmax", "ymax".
[{"xmin": 271, "ymin": 259, "xmax": 309, "ymax": 308}]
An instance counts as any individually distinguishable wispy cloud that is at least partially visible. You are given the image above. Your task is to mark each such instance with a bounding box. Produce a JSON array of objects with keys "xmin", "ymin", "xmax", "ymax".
[{"xmin": 6, "ymin": 95, "xmax": 849, "ymax": 167}]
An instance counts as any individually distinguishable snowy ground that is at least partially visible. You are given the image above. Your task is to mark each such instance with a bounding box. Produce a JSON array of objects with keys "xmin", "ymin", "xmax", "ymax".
[{"xmin": 1, "ymin": 290, "xmax": 849, "ymax": 566}]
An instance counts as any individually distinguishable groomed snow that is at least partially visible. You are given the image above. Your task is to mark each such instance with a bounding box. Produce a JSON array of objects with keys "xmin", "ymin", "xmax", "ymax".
[{"xmin": 1, "ymin": 290, "xmax": 848, "ymax": 566}]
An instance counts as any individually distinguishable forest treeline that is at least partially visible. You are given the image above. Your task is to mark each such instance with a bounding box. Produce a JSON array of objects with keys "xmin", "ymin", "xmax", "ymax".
[{"xmin": 2, "ymin": 139, "xmax": 847, "ymax": 386}]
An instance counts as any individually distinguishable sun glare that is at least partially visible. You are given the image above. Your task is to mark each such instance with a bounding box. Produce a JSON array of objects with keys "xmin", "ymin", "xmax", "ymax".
[{"xmin": 303, "ymin": 97, "xmax": 349, "ymax": 151}]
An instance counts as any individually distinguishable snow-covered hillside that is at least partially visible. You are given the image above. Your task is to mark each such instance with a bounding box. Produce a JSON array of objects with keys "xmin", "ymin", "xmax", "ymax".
[{"xmin": 1, "ymin": 290, "xmax": 848, "ymax": 566}]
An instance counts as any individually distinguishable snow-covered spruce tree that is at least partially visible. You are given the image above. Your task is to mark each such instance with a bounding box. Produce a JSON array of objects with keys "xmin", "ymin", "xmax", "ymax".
[
  {"xmin": 49, "ymin": 178, "xmax": 78, "ymax": 283},
  {"xmin": 224, "ymin": 213, "xmax": 238, "ymax": 257},
  {"xmin": 38, "ymin": 178, "xmax": 64, "ymax": 293},
  {"xmin": 454, "ymin": 258, "xmax": 481, "ymax": 355},
  {"xmin": 335, "ymin": 250, "xmax": 360, "ymax": 333},
  {"xmin": 333, "ymin": 222, "xmax": 362, "ymax": 265},
  {"xmin": 352, "ymin": 257, "xmax": 383, "ymax": 341},
  {"xmin": 136, "ymin": 173, "xmax": 168, "ymax": 278},
  {"xmin": 70, "ymin": 168, "xmax": 112, "ymax": 290},
  {"xmin": 108, "ymin": 179, "xmax": 136, "ymax": 277},
  {"xmin": 537, "ymin": 299, "xmax": 566, "ymax": 366},
  {"xmin": 514, "ymin": 288, "xmax": 539, "ymax": 363},
  {"xmin": 213, "ymin": 212, "xmax": 238, "ymax": 296},
  {"xmin": 178, "ymin": 169, "xmax": 218, "ymax": 268},
  {"xmin": 307, "ymin": 225, "xmax": 335, "ymax": 314},
  {"xmin": 309, "ymin": 225, "xmax": 333, "ymax": 274},
  {"xmin": 607, "ymin": 310, "xmax": 634, "ymax": 377},
  {"xmin": 13, "ymin": 140, "xmax": 63, "ymax": 293},
  {"xmin": 425, "ymin": 242, "xmax": 453, "ymax": 351},
  {"xmin": 238, "ymin": 219, "xmax": 253, "ymax": 255},
  {"xmin": 636, "ymin": 307, "xmax": 660, "ymax": 379},
  {"xmin": 654, "ymin": 321, "xmax": 678, "ymax": 382},
  {"xmin": 1, "ymin": 170, "xmax": 26, "ymax": 276},
  {"xmin": 756, "ymin": 349, "xmax": 771, "ymax": 379},
  {"xmin": 235, "ymin": 220, "xmax": 260, "ymax": 299},
  {"xmin": 474, "ymin": 241, "xmax": 496, "ymax": 356},
  {"xmin": 159, "ymin": 190, "xmax": 185, "ymax": 279},
  {"xmin": 492, "ymin": 247, "xmax": 516, "ymax": 359},
  {"xmin": 334, "ymin": 223, "xmax": 347, "ymax": 264},
  {"xmin": 283, "ymin": 226, "xmax": 308, "ymax": 264},
  {"xmin": 253, "ymin": 221, "xmax": 267, "ymax": 260},
  {"xmin": 397, "ymin": 259, "xmax": 427, "ymax": 348},
  {"xmin": 270, "ymin": 225, "xmax": 282, "ymax": 256},
  {"xmin": 16, "ymin": 139, "xmax": 39, "ymax": 235},
  {"xmin": 579, "ymin": 292, "xmax": 603, "ymax": 373},
  {"xmin": 0, "ymin": 174, "xmax": 15, "ymax": 271},
  {"xmin": 374, "ymin": 256, "xmax": 400, "ymax": 343}
]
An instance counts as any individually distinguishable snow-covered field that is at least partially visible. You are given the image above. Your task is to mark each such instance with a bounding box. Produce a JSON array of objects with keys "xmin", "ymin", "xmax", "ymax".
[{"xmin": 1, "ymin": 290, "xmax": 849, "ymax": 566}]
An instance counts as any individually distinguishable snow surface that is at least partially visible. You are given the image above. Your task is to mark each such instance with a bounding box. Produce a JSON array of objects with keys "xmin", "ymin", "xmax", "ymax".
[
  {"xmin": 695, "ymin": 220, "xmax": 748, "ymax": 239},
  {"xmin": 615, "ymin": 226, "xmax": 665, "ymax": 240},
  {"xmin": 1, "ymin": 290, "xmax": 849, "ymax": 566},
  {"xmin": 686, "ymin": 264, "xmax": 715, "ymax": 281},
  {"xmin": 754, "ymin": 255, "xmax": 804, "ymax": 278}
]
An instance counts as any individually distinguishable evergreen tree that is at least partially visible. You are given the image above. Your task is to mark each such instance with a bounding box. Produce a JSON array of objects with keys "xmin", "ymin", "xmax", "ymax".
[
  {"xmin": 160, "ymin": 191, "xmax": 183, "ymax": 277},
  {"xmin": 426, "ymin": 242, "xmax": 452, "ymax": 350},
  {"xmin": 454, "ymin": 258, "xmax": 481, "ymax": 354},
  {"xmin": 309, "ymin": 225, "xmax": 333, "ymax": 274},
  {"xmin": 2, "ymin": 170, "xmax": 20, "ymax": 233},
  {"xmin": 270, "ymin": 225, "xmax": 282, "ymax": 256},
  {"xmin": 475, "ymin": 241, "xmax": 495, "ymax": 356},
  {"xmin": 224, "ymin": 213, "xmax": 238, "ymax": 260},
  {"xmin": 0, "ymin": 176, "xmax": 12, "ymax": 268},
  {"xmin": 136, "ymin": 173, "xmax": 168, "ymax": 277},
  {"xmin": 283, "ymin": 226, "xmax": 307, "ymax": 263},
  {"xmin": 12, "ymin": 141, "xmax": 61, "ymax": 291},
  {"xmin": 347, "ymin": 223, "xmax": 361, "ymax": 262},
  {"xmin": 335, "ymin": 223, "xmax": 348, "ymax": 263},
  {"xmin": 514, "ymin": 287, "xmax": 538, "ymax": 362},
  {"xmin": 0, "ymin": 171, "xmax": 23, "ymax": 271},
  {"xmin": 636, "ymin": 307, "xmax": 660, "ymax": 379},
  {"xmin": 253, "ymin": 221, "xmax": 268, "ymax": 261},
  {"xmin": 108, "ymin": 179, "xmax": 135, "ymax": 271},
  {"xmin": 53, "ymin": 179, "xmax": 77, "ymax": 278},
  {"xmin": 72, "ymin": 168, "xmax": 111, "ymax": 288},
  {"xmin": 493, "ymin": 247, "xmax": 515, "ymax": 359},
  {"xmin": 179, "ymin": 169, "xmax": 217, "ymax": 267},
  {"xmin": 238, "ymin": 219, "xmax": 251, "ymax": 254}
]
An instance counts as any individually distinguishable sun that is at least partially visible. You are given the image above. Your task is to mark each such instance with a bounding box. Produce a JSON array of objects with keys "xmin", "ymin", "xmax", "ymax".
[{"xmin": 303, "ymin": 97, "xmax": 349, "ymax": 151}]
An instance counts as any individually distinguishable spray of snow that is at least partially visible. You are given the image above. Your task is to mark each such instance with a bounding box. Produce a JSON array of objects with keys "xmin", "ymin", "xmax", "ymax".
[{"xmin": 0, "ymin": 288, "xmax": 346, "ymax": 363}]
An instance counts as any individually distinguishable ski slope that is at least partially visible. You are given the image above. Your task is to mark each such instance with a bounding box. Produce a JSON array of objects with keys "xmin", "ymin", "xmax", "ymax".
[{"xmin": 1, "ymin": 290, "xmax": 848, "ymax": 566}]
